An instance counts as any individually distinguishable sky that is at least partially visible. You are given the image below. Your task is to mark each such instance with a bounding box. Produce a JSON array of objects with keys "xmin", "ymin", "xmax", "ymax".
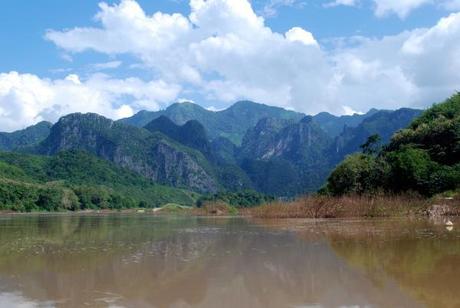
[{"xmin": 0, "ymin": 0, "xmax": 460, "ymax": 131}]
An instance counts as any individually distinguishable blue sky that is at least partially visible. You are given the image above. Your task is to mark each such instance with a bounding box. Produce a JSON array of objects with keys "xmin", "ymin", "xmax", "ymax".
[
  {"xmin": 0, "ymin": 0, "xmax": 460, "ymax": 131},
  {"xmin": 0, "ymin": 0, "xmax": 448, "ymax": 75}
]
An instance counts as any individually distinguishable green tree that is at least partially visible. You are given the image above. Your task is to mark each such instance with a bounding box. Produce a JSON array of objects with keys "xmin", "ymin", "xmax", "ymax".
[
  {"xmin": 36, "ymin": 188, "xmax": 63, "ymax": 211},
  {"xmin": 360, "ymin": 134, "xmax": 382, "ymax": 155},
  {"xmin": 326, "ymin": 154, "xmax": 386, "ymax": 196}
]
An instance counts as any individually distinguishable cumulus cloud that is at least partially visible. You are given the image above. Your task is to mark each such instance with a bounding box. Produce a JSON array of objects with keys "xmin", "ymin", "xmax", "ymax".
[
  {"xmin": 44, "ymin": 0, "xmax": 333, "ymax": 113},
  {"xmin": 0, "ymin": 72, "xmax": 180, "ymax": 131},
  {"xmin": 3, "ymin": 0, "xmax": 460, "ymax": 131},
  {"xmin": 285, "ymin": 27, "xmax": 318, "ymax": 46},
  {"xmin": 44, "ymin": 0, "xmax": 460, "ymax": 114}
]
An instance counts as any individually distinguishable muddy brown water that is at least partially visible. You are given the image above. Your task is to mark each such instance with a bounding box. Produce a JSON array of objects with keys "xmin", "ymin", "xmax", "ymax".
[{"xmin": 0, "ymin": 214, "xmax": 458, "ymax": 307}]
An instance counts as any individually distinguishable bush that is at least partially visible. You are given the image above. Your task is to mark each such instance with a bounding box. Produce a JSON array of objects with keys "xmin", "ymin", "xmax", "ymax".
[
  {"xmin": 386, "ymin": 147, "xmax": 459, "ymax": 196},
  {"xmin": 326, "ymin": 154, "xmax": 386, "ymax": 196},
  {"xmin": 36, "ymin": 188, "xmax": 63, "ymax": 212}
]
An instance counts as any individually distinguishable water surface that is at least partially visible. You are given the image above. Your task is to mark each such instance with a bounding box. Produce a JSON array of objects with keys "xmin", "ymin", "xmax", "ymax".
[{"xmin": 0, "ymin": 214, "xmax": 458, "ymax": 307}]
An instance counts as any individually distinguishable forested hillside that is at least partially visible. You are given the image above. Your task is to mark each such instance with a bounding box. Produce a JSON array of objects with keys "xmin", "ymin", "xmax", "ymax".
[
  {"xmin": 325, "ymin": 94, "xmax": 460, "ymax": 197},
  {"xmin": 0, "ymin": 121, "xmax": 51, "ymax": 151},
  {"xmin": 36, "ymin": 113, "xmax": 220, "ymax": 193},
  {"xmin": 0, "ymin": 151, "xmax": 198, "ymax": 211}
]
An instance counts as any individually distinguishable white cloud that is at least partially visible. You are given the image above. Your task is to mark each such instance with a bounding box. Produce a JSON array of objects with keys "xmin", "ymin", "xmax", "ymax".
[
  {"xmin": 324, "ymin": 0, "xmax": 359, "ymax": 8},
  {"xmin": 373, "ymin": 0, "xmax": 432, "ymax": 18},
  {"xmin": 342, "ymin": 105, "xmax": 364, "ymax": 115},
  {"xmin": 45, "ymin": 0, "xmax": 332, "ymax": 112},
  {"xmin": 0, "ymin": 71, "xmax": 180, "ymax": 132},
  {"xmin": 325, "ymin": 0, "xmax": 438, "ymax": 18},
  {"xmin": 205, "ymin": 106, "xmax": 225, "ymax": 112},
  {"xmin": 177, "ymin": 98, "xmax": 195, "ymax": 103},
  {"xmin": 90, "ymin": 60, "xmax": 122, "ymax": 70},
  {"xmin": 260, "ymin": 0, "xmax": 306, "ymax": 18},
  {"xmin": 2, "ymin": 0, "xmax": 458, "ymax": 131},
  {"xmin": 285, "ymin": 27, "xmax": 318, "ymax": 46}
]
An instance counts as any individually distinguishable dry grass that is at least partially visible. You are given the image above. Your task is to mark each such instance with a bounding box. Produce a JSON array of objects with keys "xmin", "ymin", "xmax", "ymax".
[{"xmin": 245, "ymin": 194, "xmax": 434, "ymax": 219}]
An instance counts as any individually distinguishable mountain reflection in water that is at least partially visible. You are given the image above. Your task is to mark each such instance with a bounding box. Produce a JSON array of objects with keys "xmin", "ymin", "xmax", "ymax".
[{"xmin": 0, "ymin": 215, "xmax": 458, "ymax": 307}]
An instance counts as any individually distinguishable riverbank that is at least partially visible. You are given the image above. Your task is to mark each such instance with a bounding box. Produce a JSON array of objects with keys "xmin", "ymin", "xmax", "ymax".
[
  {"xmin": 153, "ymin": 194, "xmax": 460, "ymax": 219},
  {"xmin": 243, "ymin": 194, "xmax": 460, "ymax": 219},
  {"xmin": 1, "ymin": 194, "xmax": 458, "ymax": 219}
]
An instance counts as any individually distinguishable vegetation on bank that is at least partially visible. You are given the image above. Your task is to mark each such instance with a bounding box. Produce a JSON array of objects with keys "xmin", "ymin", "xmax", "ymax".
[
  {"xmin": 246, "ymin": 194, "xmax": 459, "ymax": 219},
  {"xmin": 0, "ymin": 151, "xmax": 199, "ymax": 212},
  {"xmin": 196, "ymin": 190, "xmax": 274, "ymax": 208},
  {"xmin": 323, "ymin": 93, "xmax": 460, "ymax": 197}
]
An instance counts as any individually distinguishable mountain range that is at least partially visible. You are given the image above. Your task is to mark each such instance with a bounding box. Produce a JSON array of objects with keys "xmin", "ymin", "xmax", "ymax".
[
  {"xmin": 0, "ymin": 100, "xmax": 422, "ymax": 199},
  {"xmin": 120, "ymin": 101, "xmax": 305, "ymax": 145}
]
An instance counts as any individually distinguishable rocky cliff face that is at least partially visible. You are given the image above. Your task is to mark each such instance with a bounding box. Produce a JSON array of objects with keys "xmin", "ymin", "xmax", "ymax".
[
  {"xmin": 241, "ymin": 116, "xmax": 332, "ymax": 163},
  {"xmin": 37, "ymin": 113, "xmax": 218, "ymax": 193},
  {"xmin": 239, "ymin": 118, "xmax": 293, "ymax": 160},
  {"xmin": 239, "ymin": 116, "xmax": 334, "ymax": 195}
]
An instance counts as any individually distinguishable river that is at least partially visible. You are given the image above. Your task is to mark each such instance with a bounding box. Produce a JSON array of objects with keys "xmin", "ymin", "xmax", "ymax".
[{"xmin": 0, "ymin": 214, "xmax": 458, "ymax": 307}]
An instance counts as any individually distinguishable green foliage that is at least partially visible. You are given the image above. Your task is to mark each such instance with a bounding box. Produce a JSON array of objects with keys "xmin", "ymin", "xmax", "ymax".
[
  {"xmin": 325, "ymin": 93, "xmax": 460, "ymax": 197},
  {"xmin": 326, "ymin": 154, "xmax": 387, "ymax": 196},
  {"xmin": 360, "ymin": 134, "xmax": 382, "ymax": 155},
  {"xmin": 215, "ymin": 163, "xmax": 253, "ymax": 191},
  {"xmin": 386, "ymin": 148, "xmax": 434, "ymax": 194},
  {"xmin": 0, "ymin": 179, "xmax": 39, "ymax": 212},
  {"xmin": 335, "ymin": 108, "xmax": 422, "ymax": 160},
  {"xmin": 197, "ymin": 190, "xmax": 274, "ymax": 208},
  {"xmin": 0, "ymin": 150, "xmax": 199, "ymax": 212},
  {"xmin": 386, "ymin": 147, "xmax": 460, "ymax": 196},
  {"xmin": 0, "ymin": 161, "xmax": 27, "ymax": 180},
  {"xmin": 36, "ymin": 188, "xmax": 65, "ymax": 212},
  {"xmin": 390, "ymin": 93, "xmax": 460, "ymax": 165},
  {"xmin": 241, "ymin": 159, "xmax": 301, "ymax": 196}
]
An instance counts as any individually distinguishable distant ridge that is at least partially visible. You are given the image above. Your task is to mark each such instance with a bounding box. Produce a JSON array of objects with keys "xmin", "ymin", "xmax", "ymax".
[
  {"xmin": 119, "ymin": 100, "xmax": 305, "ymax": 145},
  {"xmin": 0, "ymin": 121, "xmax": 52, "ymax": 151},
  {"xmin": 144, "ymin": 116, "xmax": 214, "ymax": 160}
]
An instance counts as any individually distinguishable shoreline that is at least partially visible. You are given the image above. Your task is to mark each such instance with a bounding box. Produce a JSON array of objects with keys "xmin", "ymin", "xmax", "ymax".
[{"xmin": 1, "ymin": 194, "xmax": 458, "ymax": 219}]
